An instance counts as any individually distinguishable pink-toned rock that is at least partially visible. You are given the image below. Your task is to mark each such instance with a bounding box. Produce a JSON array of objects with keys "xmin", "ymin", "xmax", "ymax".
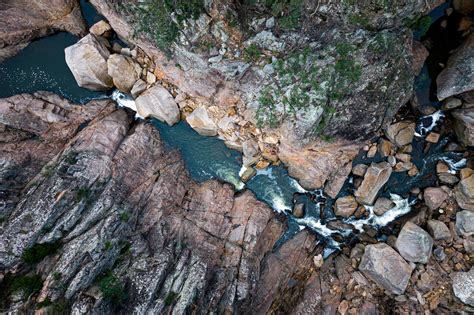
[
  {"xmin": 424, "ymin": 187, "xmax": 448, "ymax": 210},
  {"xmin": 355, "ymin": 162, "xmax": 392, "ymax": 205}
]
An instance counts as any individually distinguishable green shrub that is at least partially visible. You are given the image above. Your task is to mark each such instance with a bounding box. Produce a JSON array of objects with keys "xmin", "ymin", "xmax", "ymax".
[
  {"xmin": 164, "ymin": 291, "xmax": 179, "ymax": 305},
  {"xmin": 244, "ymin": 44, "xmax": 262, "ymax": 62},
  {"xmin": 119, "ymin": 0, "xmax": 204, "ymax": 57},
  {"xmin": 10, "ymin": 275, "xmax": 43, "ymax": 295},
  {"xmin": 22, "ymin": 242, "xmax": 61, "ymax": 265},
  {"xmin": 99, "ymin": 273, "xmax": 126, "ymax": 305},
  {"xmin": 36, "ymin": 298, "xmax": 53, "ymax": 309},
  {"xmin": 75, "ymin": 187, "xmax": 91, "ymax": 202}
]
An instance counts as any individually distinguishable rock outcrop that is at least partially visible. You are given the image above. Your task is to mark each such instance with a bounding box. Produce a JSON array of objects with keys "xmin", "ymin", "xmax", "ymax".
[
  {"xmin": 436, "ymin": 34, "xmax": 474, "ymax": 100},
  {"xmin": 0, "ymin": 0, "xmax": 87, "ymax": 62},
  {"xmin": 65, "ymin": 34, "xmax": 113, "ymax": 91}
]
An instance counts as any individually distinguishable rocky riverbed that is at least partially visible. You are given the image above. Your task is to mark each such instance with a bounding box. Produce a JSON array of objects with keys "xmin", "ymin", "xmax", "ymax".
[{"xmin": 1, "ymin": 0, "xmax": 474, "ymax": 314}]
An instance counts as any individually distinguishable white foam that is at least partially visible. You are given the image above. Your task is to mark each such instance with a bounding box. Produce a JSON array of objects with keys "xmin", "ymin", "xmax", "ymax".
[
  {"xmin": 289, "ymin": 177, "xmax": 308, "ymax": 193},
  {"xmin": 440, "ymin": 157, "xmax": 467, "ymax": 174},
  {"xmin": 415, "ymin": 110, "xmax": 445, "ymax": 137},
  {"xmin": 111, "ymin": 90, "xmax": 143, "ymax": 119},
  {"xmin": 345, "ymin": 194, "xmax": 413, "ymax": 232}
]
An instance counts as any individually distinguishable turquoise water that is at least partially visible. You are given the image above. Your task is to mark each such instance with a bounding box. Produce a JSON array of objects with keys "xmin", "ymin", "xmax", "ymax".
[{"xmin": 0, "ymin": 1, "xmax": 466, "ymax": 253}]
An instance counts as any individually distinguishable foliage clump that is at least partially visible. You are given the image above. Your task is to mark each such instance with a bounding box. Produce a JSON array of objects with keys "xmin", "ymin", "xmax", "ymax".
[
  {"xmin": 99, "ymin": 273, "xmax": 127, "ymax": 305},
  {"xmin": 256, "ymin": 41, "xmax": 362, "ymax": 136},
  {"xmin": 22, "ymin": 242, "xmax": 61, "ymax": 265},
  {"xmin": 118, "ymin": 0, "xmax": 204, "ymax": 57}
]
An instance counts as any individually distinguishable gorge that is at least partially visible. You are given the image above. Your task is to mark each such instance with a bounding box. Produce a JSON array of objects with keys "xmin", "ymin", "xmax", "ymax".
[{"xmin": 0, "ymin": 0, "xmax": 473, "ymax": 314}]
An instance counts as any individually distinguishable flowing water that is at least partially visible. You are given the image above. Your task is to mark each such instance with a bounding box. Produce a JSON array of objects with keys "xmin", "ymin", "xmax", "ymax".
[{"xmin": 0, "ymin": 1, "xmax": 466, "ymax": 254}]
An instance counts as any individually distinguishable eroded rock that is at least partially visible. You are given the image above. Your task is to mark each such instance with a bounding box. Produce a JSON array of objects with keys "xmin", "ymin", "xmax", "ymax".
[
  {"xmin": 65, "ymin": 33, "xmax": 113, "ymax": 91},
  {"xmin": 385, "ymin": 121, "xmax": 415, "ymax": 147},
  {"xmin": 436, "ymin": 33, "xmax": 474, "ymax": 100},
  {"xmin": 456, "ymin": 210, "xmax": 474, "ymax": 236},
  {"xmin": 452, "ymin": 268, "xmax": 474, "ymax": 307},
  {"xmin": 452, "ymin": 107, "xmax": 474, "ymax": 146},
  {"xmin": 186, "ymin": 107, "xmax": 218, "ymax": 136},
  {"xmin": 334, "ymin": 195, "xmax": 358, "ymax": 218},
  {"xmin": 395, "ymin": 222, "xmax": 433, "ymax": 263},
  {"xmin": 454, "ymin": 175, "xmax": 474, "ymax": 211},
  {"xmin": 135, "ymin": 85, "xmax": 180, "ymax": 125},
  {"xmin": 107, "ymin": 53, "xmax": 142, "ymax": 93},
  {"xmin": 424, "ymin": 187, "xmax": 448, "ymax": 210}
]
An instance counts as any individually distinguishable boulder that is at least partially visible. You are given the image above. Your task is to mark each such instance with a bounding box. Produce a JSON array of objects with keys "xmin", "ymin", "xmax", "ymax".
[
  {"xmin": 352, "ymin": 164, "xmax": 368, "ymax": 177},
  {"xmin": 107, "ymin": 54, "xmax": 142, "ymax": 93},
  {"xmin": 436, "ymin": 34, "xmax": 474, "ymax": 100},
  {"xmin": 427, "ymin": 220, "xmax": 452, "ymax": 241},
  {"xmin": 395, "ymin": 222, "xmax": 433, "ymax": 264},
  {"xmin": 293, "ymin": 203, "xmax": 305, "ymax": 218},
  {"xmin": 373, "ymin": 197, "xmax": 395, "ymax": 216},
  {"xmin": 385, "ymin": 121, "xmax": 415, "ymax": 147},
  {"xmin": 240, "ymin": 167, "xmax": 256, "ymax": 183},
  {"xmin": 242, "ymin": 139, "xmax": 260, "ymax": 167},
  {"xmin": 454, "ymin": 175, "xmax": 474, "ymax": 211},
  {"xmin": 456, "ymin": 210, "xmax": 474, "ymax": 236},
  {"xmin": 89, "ymin": 20, "xmax": 112, "ymax": 38},
  {"xmin": 135, "ymin": 85, "xmax": 180, "ymax": 125},
  {"xmin": 130, "ymin": 79, "xmax": 147, "ymax": 98},
  {"xmin": 334, "ymin": 195, "xmax": 358, "ymax": 218},
  {"xmin": 452, "ymin": 268, "xmax": 474, "ymax": 307},
  {"xmin": 355, "ymin": 162, "xmax": 392, "ymax": 205},
  {"xmin": 359, "ymin": 243, "xmax": 412, "ymax": 295},
  {"xmin": 423, "ymin": 187, "xmax": 448, "ymax": 210},
  {"xmin": 452, "ymin": 107, "xmax": 474, "ymax": 146},
  {"xmin": 186, "ymin": 107, "xmax": 218, "ymax": 136},
  {"xmin": 65, "ymin": 34, "xmax": 113, "ymax": 91},
  {"xmin": 411, "ymin": 40, "xmax": 429, "ymax": 75}
]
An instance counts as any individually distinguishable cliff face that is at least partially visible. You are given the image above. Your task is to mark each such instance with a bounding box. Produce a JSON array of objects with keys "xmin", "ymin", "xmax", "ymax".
[
  {"xmin": 0, "ymin": 92, "xmax": 322, "ymax": 313},
  {"xmin": 86, "ymin": 0, "xmax": 442, "ymax": 191},
  {"xmin": 0, "ymin": 0, "xmax": 87, "ymax": 62}
]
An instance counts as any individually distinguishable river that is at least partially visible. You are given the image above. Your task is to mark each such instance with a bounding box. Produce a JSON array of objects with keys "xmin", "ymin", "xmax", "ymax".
[{"xmin": 0, "ymin": 0, "xmax": 465, "ymax": 255}]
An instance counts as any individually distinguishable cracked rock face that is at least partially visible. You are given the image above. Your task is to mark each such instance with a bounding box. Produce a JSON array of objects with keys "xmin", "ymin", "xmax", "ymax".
[{"xmin": 0, "ymin": 0, "xmax": 87, "ymax": 62}]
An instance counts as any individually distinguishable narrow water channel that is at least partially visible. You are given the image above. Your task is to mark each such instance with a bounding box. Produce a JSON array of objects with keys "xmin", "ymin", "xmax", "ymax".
[{"xmin": 0, "ymin": 0, "xmax": 466, "ymax": 254}]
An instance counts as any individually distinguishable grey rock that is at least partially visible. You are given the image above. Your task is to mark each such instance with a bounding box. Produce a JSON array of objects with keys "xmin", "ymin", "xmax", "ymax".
[
  {"xmin": 436, "ymin": 34, "xmax": 474, "ymax": 100},
  {"xmin": 452, "ymin": 268, "xmax": 474, "ymax": 307},
  {"xmin": 130, "ymin": 79, "xmax": 147, "ymax": 98},
  {"xmin": 359, "ymin": 243, "xmax": 412, "ymax": 295},
  {"xmin": 65, "ymin": 34, "xmax": 113, "ymax": 91},
  {"xmin": 427, "ymin": 220, "xmax": 452, "ymax": 241},
  {"xmin": 395, "ymin": 222, "xmax": 433, "ymax": 264},
  {"xmin": 456, "ymin": 210, "xmax": 474, "ymax": 236},
  {"xmin": 454, "ymin": 175, "xmax": 474, "ymax": 211}
]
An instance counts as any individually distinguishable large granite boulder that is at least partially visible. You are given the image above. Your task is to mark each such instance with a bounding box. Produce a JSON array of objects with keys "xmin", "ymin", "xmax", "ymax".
[
  {"xmin": 452, "ymin": 108, "xmax": 474, "ymax": 147},
  {"xmin": 355, "ymin": 162, "xmax": 392, "ymax": 205},
  {"xmin": 395, "ymin": 222, "xmax": 433, "ymax": 264},
  {"xmin": 65, "ymin": 33, "xmax": 113, "ymax": 91},
  {"xmin": 359, "ymin": 243, "xmax": 412, "ymax": 295},
  {"xmin": 452, "ymin": 268, "xmax": 474, "ymax": 307},
  {"xmin": 107, "ymin": 53, "xmax": 142, "ymax": 93},
  {"xmin": 186, "ymin": 107, "xmax": 218, "ymax": 136},
  {"xmin": 436, "ymin": 34, "xmax": 474, "ymax": 100},
  {"xmin": 135, "ymin": 85, "xmax": 180, "ymax": 125},
  {"xmin": 454, "ymin": 175, "xmax": 474, "ymax": 211},
  {"xmin": 0, "ymin": 0, "xmax": 87, "ymax": 62}
]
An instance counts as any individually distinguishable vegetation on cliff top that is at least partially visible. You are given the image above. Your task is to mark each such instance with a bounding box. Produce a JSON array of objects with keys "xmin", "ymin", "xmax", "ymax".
[{"xmin": 118, "ymin": 0, "xmax": 204, "ymax": 57}]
